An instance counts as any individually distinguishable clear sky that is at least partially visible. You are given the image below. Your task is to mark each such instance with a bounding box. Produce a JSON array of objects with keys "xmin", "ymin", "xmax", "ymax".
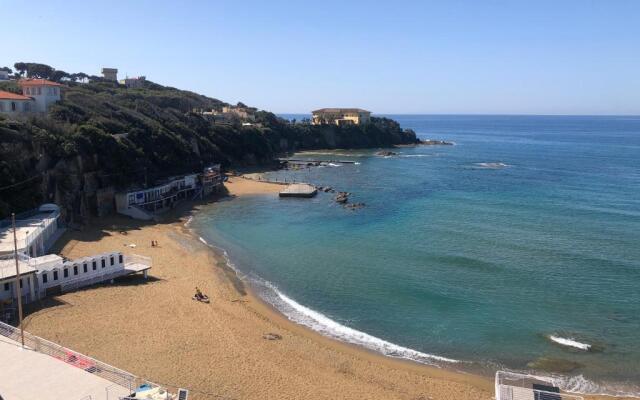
[{"xmin": 3, "ymin": 0, "xmax": 639, "ymax": 115}]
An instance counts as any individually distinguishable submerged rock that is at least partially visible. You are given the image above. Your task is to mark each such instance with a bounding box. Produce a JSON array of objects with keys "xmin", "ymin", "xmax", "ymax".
[
  {"xmin": 527, "ymin": 357, "xmax": 583, "ymax": 373},
  {"xmin": 334, "ymin": 192, "xmax": 349, "ymax": 203},
  {"xmin": 345, "ymin": 202, "xmax": 365, "ymax": 210},
  {"xmin": 375, "ymin": 150, "xmax": 398, "ymax": 157}
]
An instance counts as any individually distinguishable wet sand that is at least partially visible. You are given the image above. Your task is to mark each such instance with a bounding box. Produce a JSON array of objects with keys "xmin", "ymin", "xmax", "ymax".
[{"xmin": 21, "ymin": 178, "xmax": 627, "ymax": 400}]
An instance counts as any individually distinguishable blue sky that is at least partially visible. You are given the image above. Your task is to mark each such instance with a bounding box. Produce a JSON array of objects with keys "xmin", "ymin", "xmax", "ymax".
[{"xmin": 3, "ymin": 0, "xmax": 639, "ymax": 114}]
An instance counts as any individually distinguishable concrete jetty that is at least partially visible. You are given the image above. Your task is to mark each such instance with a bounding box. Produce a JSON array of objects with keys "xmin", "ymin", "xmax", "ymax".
[{"xmin": 279, "ymin": 184, "xmax": 318, "ymax": 198}]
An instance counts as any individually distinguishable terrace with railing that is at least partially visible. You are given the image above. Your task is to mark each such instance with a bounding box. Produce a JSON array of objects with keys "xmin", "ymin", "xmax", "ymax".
[{"xmin": 496, "ymin": 371, "xmax": 584, "ymax": 400}]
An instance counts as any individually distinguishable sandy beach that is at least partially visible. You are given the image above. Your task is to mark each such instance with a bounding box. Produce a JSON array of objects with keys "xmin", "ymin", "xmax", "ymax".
[{"xmin": 20, "ymin": 177, "xmax": 627, "ymax": 400}]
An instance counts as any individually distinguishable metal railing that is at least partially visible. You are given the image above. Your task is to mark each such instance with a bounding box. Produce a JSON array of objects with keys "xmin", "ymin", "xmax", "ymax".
[
  {"xmin": 0, "ymin": 320, "xmax": 139, "ymax": 392},
  {"xmin": 124, "ymin": 254, "xmax": 151, "ymax": 267},
  {"xmin": 496, "ymin": 371, "xmax": 584, "ymax": 400}
]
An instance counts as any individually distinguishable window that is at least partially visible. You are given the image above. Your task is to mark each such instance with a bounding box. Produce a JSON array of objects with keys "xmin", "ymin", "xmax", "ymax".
[
  {"xmin": 0, "ymin": 102, "xmax": 3, "ymax": 112},
  {"xmin": 101, "ymin": 259, "xmax": 106, "ymax": 268},
  {"xmin": 11, "ymin": 102, "xmax": 16, "ymax": 111},
  {"xmin": 83, "ymin": 263, "xmax": 88, "ymax": 273},
  {"xmin": 19, "ymin": 279, "xmax": 23, "ymax": 288},
  {"xmin": 73, "ymin": 265, "xmax": 78, "ymax": 275},
  {"xmin": 53, "ymin": 270, "xmax": 59, "ymax": 280},
  {"xmin": 64, "ymin": 268, "xmax": 69, "ymax": 278},
  {"xmin": 3, "ymin": 283, "xmax": 9, "ymax": 291},
  {"xmin": 23, "ymin": 102, "xmax": 30, "ymax": 112},
  {"xmin": 110, "ymin": 256, "xmax": 115, "ymax": 266},
  {"xmin": 37, "ymin": 87, "xmax": 41, "ymax": 95},
  {"xmin": 92, "ymin": 261, "xmax": 97, "ymax": 270},
  {"xmin": 42, "ymin": 273, "xmax": 48, "ymax": 283},
  {"xmin": 118, "ymin": 254, "xmax": 123, "ymax": 264}
]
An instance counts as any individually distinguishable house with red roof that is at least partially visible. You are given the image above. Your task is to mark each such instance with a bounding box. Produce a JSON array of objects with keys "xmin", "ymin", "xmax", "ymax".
[
  {"xmin": 0, "ymin": 90, "xmax": 35, "ymax": 114},
  {"xmin": 19, "ymin": 78, "xmax": 63, "ymax": 113},
  {"xmin": 0, "ymin": 79, "xmax": 63, "ymax": 115}
]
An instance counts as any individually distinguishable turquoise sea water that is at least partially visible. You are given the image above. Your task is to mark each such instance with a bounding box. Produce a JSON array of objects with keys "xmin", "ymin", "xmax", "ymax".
[{"xmin": 191, "ymin": 115, "xmax": 640, "ymax": 395}]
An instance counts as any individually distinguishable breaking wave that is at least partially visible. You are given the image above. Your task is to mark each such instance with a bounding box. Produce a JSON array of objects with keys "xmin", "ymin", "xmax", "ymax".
[
  {"xmin": 548, "ymin": 335, "xmax": 591, "ymax": 351},
  {"xmin": 473, "ymin": 162, "xmax": 510, "ymax": 169},
  {"xmin": 266, "ymin": 285, "xmax": 459, "ymax": 365}
]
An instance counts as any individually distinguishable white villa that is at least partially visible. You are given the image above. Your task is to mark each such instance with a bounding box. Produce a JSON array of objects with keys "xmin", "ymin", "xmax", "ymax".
[
  {"xmin": 0, "ymin": 70, "xmax": 9, "ymax": 80},
  {"xmin": 18, "ymin": 79, "xmax": 62, "ymax": 113},
  {"xmin": 0, "ymin": 79, "xmax": 62, "ymax": 115},
  {"xmin": 0, "ymin": 204, "xmax": 151, "ymax": 320}
]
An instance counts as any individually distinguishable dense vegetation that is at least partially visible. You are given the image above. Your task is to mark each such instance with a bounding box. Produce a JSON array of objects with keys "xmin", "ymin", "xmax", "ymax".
[{"xmin": 0, "ymin": 63, "xmax": 417, "ymax": 220}]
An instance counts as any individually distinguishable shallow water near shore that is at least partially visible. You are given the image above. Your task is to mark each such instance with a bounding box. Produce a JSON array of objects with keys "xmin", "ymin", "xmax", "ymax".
[{"xmin": 191, "ymin": 115, "xmax": 640, "ymax": 396}]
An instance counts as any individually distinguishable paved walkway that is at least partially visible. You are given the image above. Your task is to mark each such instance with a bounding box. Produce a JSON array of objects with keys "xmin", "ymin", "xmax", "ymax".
[{"xmin": 0, "ymin": 336, "xmax": 131, "ymax": 400}]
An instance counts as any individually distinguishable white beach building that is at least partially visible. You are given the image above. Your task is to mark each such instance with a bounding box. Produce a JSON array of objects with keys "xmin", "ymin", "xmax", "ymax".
[
  {"xmin": 0, "ymin": 204, "xmax": 62, "ymax": 258},
  {"xmin": 0, "ymin": 249, "xmax": 151, "ymax": 309},
  {"xmin": 0, "ymin": 203, "xmax": 151, "ymax": 321},
  {"xmin": 115, "ymin": 171, "xmax": 216, "ymax": 220}
]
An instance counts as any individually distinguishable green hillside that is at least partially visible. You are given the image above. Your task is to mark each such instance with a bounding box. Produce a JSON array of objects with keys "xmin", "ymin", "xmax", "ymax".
[{"xmin": 0, "ymin": 71, "xmax": 417, "ymax": 220}]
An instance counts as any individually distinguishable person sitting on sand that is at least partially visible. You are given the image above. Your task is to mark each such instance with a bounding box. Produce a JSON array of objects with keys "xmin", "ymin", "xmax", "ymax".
[{"xmin": 195, "ymin": 287, "xmax": 204, "ymax": 300}]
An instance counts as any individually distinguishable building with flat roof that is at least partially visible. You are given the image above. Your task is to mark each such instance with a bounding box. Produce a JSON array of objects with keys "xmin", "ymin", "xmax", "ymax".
[
  {"xmin": 101, "ymin": 67, "xmax": 118, "ymax": 81},
  {"xmin": 311, "ymin": 108, "xmax": 371, "ymax": 126},
  {"xmin": 119, "ymin": 75, "xmax": 146, "ymax": 88},
  {"xmin": 115, "ymin": 167, "xmax": 223, "ymax": 220},
  {"xmin": 0, "ymin": 70, "xmax": 9, "ymax": 80},
  {"xmin": 0, "ymin": 204, "xmax": 61, "ymax": 258}
]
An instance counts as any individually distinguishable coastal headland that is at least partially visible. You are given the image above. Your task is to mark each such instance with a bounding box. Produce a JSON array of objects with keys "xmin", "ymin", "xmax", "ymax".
[{"xmin": 20, "ymin": 177, "xmax": 632, "ymax": 400}]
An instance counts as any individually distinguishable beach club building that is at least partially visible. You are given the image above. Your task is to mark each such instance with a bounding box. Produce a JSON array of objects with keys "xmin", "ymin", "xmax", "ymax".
[
  {"xmin": 0, "ymin": 204, "xmax": 62, "ymax": 258},
  {"xmin": 115, "ymin": 173, "xmax": 199, "ymax": 220},
  {"xmin": 116, "ymin": 165, "xmax": 224, "ymax": 220},
  {"xmin": 311, "ymin": 108, "xmax": 371, "ymax": 126},
  {"xmin": 0, "ymin": 203, "xmax": 151, "ymax": 321}
]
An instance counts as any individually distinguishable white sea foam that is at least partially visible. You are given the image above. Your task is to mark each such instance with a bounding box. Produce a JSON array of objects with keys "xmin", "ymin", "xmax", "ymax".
[
  {"xmin": 271, "ymin": 287, "xmax": 459, "ymax": 365},
  {"xmin": 473, "ymin": 162, "xmax": 509, "ymax": 169},
  {"xmin": 326, "ymin": 163, "xmax": 341, "ymax": 167},
  {"xmin": 400, "ymin": 154, "xmax": 431, "ymax": 158},
  {"xmin": 548, "ymin": 335, "xmax": 591, "ymax": 351},
  {"xmin": 184, "ymin": 216, "xmax": 193, "ymax": 227},
  {"xmin": 520, "ymin": 372, "xmax": 640, "ymax": 398},
  {"xmin": 198, "ymin": 236, "xmax": 208, "ymax": 245}
]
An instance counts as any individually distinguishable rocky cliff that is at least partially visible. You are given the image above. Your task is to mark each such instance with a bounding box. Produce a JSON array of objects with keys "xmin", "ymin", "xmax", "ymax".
[{"xmin": 0, "ymin": 79, "xmax": 417, "ymax": 221}]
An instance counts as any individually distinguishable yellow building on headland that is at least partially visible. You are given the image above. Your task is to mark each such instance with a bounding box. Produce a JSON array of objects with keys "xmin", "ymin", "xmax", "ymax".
[{"xmin": 311, "ymin": 108, "xmax": 371, "ymax": 126}]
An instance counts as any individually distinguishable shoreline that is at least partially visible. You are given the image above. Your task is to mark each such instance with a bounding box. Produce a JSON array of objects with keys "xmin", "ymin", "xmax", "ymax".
[{"xmin": 21, "ymin": 176, "xmax": 636, "ymax": 400}]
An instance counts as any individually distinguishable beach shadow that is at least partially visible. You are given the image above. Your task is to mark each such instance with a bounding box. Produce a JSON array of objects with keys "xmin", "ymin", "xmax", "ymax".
[
  {"xmin": 49, "ymin": 192, "xmax": 230, "ymax": 250},
  {"xmin": 20, "ymin": 275, "xmax": 163, "ymax": 327}
]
